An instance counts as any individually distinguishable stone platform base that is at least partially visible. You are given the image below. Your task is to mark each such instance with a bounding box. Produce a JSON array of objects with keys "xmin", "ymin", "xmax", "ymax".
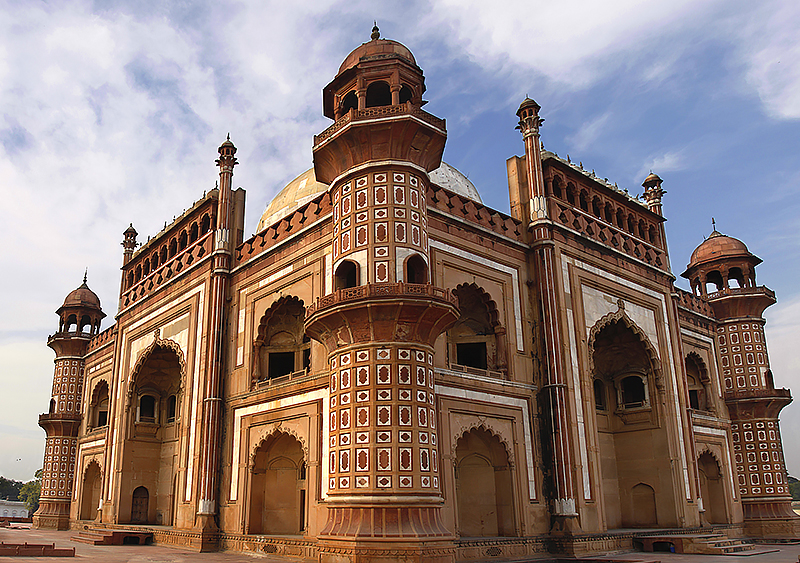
[{"xmin": 744, "ymin": 517, "xmax": 800, "ymax": 539}]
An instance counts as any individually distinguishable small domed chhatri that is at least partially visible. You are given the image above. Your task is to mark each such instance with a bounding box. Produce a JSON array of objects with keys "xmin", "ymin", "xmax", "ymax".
[
  {"xmin": 687, "ymin": 229, "xmax": 754, "ymax": 269},
  {"xmin": 60, "ymin": 274, "xmax": 102, "ymax": 312},
  {"xmin": 338, "ymin": 24, "xmax": 417, "ymax": 74}
]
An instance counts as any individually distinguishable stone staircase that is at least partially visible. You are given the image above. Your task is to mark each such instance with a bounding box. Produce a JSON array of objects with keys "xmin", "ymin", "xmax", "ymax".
[
  {"xmin": 71, "ymin": 527, "xmax": 153, "ymax": 546},
  {"xmin": 636, "ymin": 532, "xmax": 779, "ymax": 556}
]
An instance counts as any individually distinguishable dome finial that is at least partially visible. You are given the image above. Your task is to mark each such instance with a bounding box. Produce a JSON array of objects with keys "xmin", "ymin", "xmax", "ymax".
[
  {"xmin": 371, "ymin": 22, "xmax": 380, "ymax": 41},
  {"xmin": 83, "ymin": 268, "xmax": 88, "ymax": 285}
]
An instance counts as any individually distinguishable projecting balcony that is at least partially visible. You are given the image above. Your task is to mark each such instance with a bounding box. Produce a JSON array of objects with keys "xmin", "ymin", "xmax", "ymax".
[
  {"xmin": 304, "ymin": 282, "xmax": 459, "ymax": 350},
  {"xmin": 706, "ymin": 285, "xmax": 776, "ymax": 301}
]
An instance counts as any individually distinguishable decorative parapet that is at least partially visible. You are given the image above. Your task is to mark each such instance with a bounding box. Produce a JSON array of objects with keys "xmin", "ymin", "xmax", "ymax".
[
  {"xmin": 427, "ymin": 184, "xmax": 523, "ymax": 242},
  {"xmin": 305, "ymin": 282, "xmax": 456, "ymax": 318},
  {"xmin": 86, "ymin": 326, "xmax": 116, "ymax": 353},
  {"xmin": 674, "ymin": 287, "xmax": 715, "ymax": 317},
  {"xmin": 120, "ymin": 230, "xmax": 214, "ymax": 309},
  {"xmin": 706, "ymin": 285, "xmax": 776, "ymax": 301},
  {"xmin": 236, "ymin": 192, "xmax": 333, "ymax": 265},
  {"xmin": 314, "ymin": 104, "xmax": 446, "ymax": 147},
  {"xmin": 552, "ymin": 202, "xmax": 669, "ymax": 272},
  {"xmin": 724, "ymin": 387, "xmax": 791, "ymax": 401}
]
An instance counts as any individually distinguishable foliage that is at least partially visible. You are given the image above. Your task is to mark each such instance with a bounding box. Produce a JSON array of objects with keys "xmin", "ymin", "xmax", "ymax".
[
  {"xmin": 789, "ymin": 475, "xmax": 800, "ymax": 501},
  {"xmin": 19, "ymin": 469, "xmax": 42, "ymax": 515},
  {"xmin": 0, "ymin": 476, "xmax": 23, "ymax": 501}
]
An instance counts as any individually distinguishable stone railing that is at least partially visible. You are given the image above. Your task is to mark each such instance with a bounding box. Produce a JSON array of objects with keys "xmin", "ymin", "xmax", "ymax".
[
  {"xmin": 428, "ymin": 184, "xmax": 524, "ymax": 242},
  {"xmin": 553, "ymin": 202, "xmax": 668, "ymax": 272},
  {"xmin": 724, "ymin": 387, "xmax": 791, "ymax": 401},
  {"xmin": 87, "ymin": 326, "xmax": 116, "ymax": 353},
  {"xmin": 120, "ymin": 230, "xmax": 213, "ymax": 309},
  {"xmin": 306, "ymin": 282, "xmax": 456, "ymax": 318},
  {"xmin": 314, "ymin": 104, "xmax": 446, "ymax": 146},
  {"xmin": 674, "ymin": 287, "xmax": 715, "ymax": 317},
  {"xmin": 706, "ymin": 286, "xmax": 776, "ymax": 301}
]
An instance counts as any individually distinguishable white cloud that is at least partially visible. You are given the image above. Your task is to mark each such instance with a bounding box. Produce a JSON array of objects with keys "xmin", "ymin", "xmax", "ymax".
[
  {"xmin": 567, "ymin": 112, "xmax": 611, "ymax": 152},
  {"xmin": 635, "ymin": 149, "xmax": 687, "ymax": 180},
  {"xmin": 765, "ymin": 295, "xmax": 800, "ymax": 476}
]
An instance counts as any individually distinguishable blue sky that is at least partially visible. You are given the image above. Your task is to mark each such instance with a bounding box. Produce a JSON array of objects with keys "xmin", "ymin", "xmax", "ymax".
[{"xmin": 1, "ymin": 0, "xmax": 799, "ymax": 483}]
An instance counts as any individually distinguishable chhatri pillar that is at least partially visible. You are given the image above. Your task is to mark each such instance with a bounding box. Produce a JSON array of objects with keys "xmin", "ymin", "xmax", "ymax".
[{"xmin": 305, "ymin": 26, "xmax": 459, "ymax": 563}]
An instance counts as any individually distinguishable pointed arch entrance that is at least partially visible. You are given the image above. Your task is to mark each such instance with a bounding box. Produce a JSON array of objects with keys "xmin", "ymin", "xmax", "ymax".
[
  {"xmin": 120, "ymin": 339, "xmax": 185, "ymax": 525},
  {"xmin": 454, "ymin": 427, "xmax": 516, "ymax": 537},
  {"xmin": 248, "ymin": 431, "xmax": 307, "ymax": 535},
  {"xmin": 79, "ymin": 462, "xmax": 102, "ymax": 521},
  {"xmin": 698, "ymin": 452, "xmax": 728, "ymax": 524},
  {"xmin": 589, "ymin": 309, "xmax": 677, "ymax": 528}
]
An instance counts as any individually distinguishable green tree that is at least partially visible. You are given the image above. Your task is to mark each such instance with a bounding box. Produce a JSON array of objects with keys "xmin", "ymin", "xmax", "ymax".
[
  {"xmin": 789, "ymin": 476, "xmax": 800, "ymax": 501},
  {"xmin": 19, "ymin": 469, "xmax": 42, "ymax": 515},
  {"xmin": 0, "ymin": 476, "xmax": 23, "ymax": 501}
]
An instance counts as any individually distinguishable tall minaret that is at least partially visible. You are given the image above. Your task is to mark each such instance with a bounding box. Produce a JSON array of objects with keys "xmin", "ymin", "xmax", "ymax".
[
  {"xmin": 305, "ymin": 26, "xmax": 459, "ymax": 562},
  {"xmin": 33, "ymin": 275, "xmax": 105, "ymax": 529},
  {"xmin": 682, "ymin": 230, "xmax": 799, "ymax": 537},
  {"xmin": 195, "ymin": 135, "xmax": 237, "ymax": 541},
  {"xmin": 516, "ymin": 98, "xmax": 579, "ymax": 531}
]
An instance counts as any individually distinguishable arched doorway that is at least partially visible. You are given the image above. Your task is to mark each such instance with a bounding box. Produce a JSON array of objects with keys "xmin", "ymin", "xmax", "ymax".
[
  {"xmin": 248, "ymin": 432, "xmax": 306, "ymax": 535},
  {"xmin": 454, "ymin": 427, "xmax": 515, "ymax": 537},
  {"xmin": 131, "ymin": 486, "xmax": 149, "ymax": 523},
  {"xmin": 590, "ymin": 314, "xmax": 676, "ymax": 528},
  {"xmin": 698, "ymin": 452, "xmax": 727, "ymax": 524},
  {"xmin": 80, "ymin": 462, "xmax": 102, "ymax": 521},
  {"xmin": 120, "ymin": 342, "xmax": 183, "ymax": 526}
]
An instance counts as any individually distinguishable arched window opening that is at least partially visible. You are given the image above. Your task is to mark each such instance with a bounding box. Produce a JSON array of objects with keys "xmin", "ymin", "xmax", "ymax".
[
  {"xmin": 179, "ymin": 230, "xmax": 188, "ymax": 251},
  {"xmin": 592, "ymin": 197, "xmax": 603, "ymax": 218},
  {"xmin": 151, "ymin": 253, "xmax": 159, "ymax": 270},
  {"xmin": 138, "ymin": 394, "xmax": 156, "ymax": 423},
  {"xmin": 594, "ymin": 379, "xmax": 607, "ymax": 411},
  {"xmin": 160, "ymin": 245, "xmax": 168, "ymax": 264},
  {"xmin": 166, "ymin": 395, "xmax": 177, "ymax": 423},
  {"xmin": 566, "ymin": 183, "xmax": 576, "ymax": 205},
  {"xmin": 449, "ymin": 284, "xmax": 506, "ymax": 375},
  {"xmin": 49, "ymin": 398, "xmax": 55, "ymax": 413},
  {"xmin": 248, "ymin": 432, "xmax": 306, "ymax": 535},
  {"xmin": 551, "ymin": 177, "xmax": 563, "ymax": 199},
  {"xmin": 638, "ymin": 219, "xmax": 646, "ymax": 239},
  {"xmin": 455, "ymin": 428, "xmax": 516, "ymax": 537},
  {"xmin": 143, "ymin": 260, "xmax": 150, "ymax": 277},
  {"xmin": 366, "ymin": 81, "xmax": 391, "ymax": 108},
  {"xmin": 648, "ymin": 224, "xmax": 658, "ymax": 245},
  {"xmin": 254, "ymin": 297, "xmax": 310, "ymax": 385},
  {"xmin": 705, "ymin": 270, "xmax": 724, "ymax": 294},
  {"xmin": 406, "ymin": 254, "xmax": 428, "ymax": 284},
  {"xmin": 686, "ymin": 353, "xmax": 711, "ymax": 412},
  {"xmin": 127, "ymin": 271, "xmax": 134, "ymax": 289},
  {"xmin": 340, "ymin": 90, "xmax": 358, "ymax": 115},
  {"xmin": 399, "ymin": 84, "xmax": 413, "ymax": 104},
  {"xmin": 627, "ymin": 214, "xmax": 636, "ymax": 234},
  {"xmin": 621, "ymin": 375, "xmax": 646, "ymax": 408},
  {"xmin": 604, "ymin": 203, "xmax": 614, "ymax": 223},
  {"xmin": 189, "ymin": 223, "xmax": 199, "ymax": 243},
  {"xmin": 90, "ymin": 381, "xmax": 110, "ymax": 429},
  {"xmin": 579, "ymin": 190, "xmax": 589, "ymax": 212},
  {"xmin": 616, "ymin": 208, "xmax": 626, "ymax": 229},
  {"xmin": 79, "ymin": 315, "xmax": 93, "ymax": 334},
  {"xmin": 66, "ymin": 314, "xmax": 78, "ymax": 333},
  {"xmin": 334, "ymin": 261, "xmax": 359, "ymax": 290},
  {"xmin": 728, "ymin": 267, "xmax": 744, "ymax": 289},
  {"xmin": 168, "ymin": 238, "xmax": 177, "ymax": 258},
  {"xmin": 200, "ymin": 214, "xmax": 211, "ymax": 235},
  {"xmin": 134, "ymin": 264, "xmax": 142, "ymax": 283}
]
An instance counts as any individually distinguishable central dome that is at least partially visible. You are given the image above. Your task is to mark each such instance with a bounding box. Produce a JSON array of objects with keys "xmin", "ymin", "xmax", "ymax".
[
  {"xmin": 257, "ymin": 163, "xmax": 482, "ymax": 233},
  {"xmin": 688, "ymin": 230, "xmax": 752, "ymax": 268}
]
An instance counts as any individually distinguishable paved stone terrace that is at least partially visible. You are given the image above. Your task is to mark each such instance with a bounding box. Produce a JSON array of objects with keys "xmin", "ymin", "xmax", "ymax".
[{"xmin": 2, "ymin": 526, "xmax": 800, "ymax": 563}]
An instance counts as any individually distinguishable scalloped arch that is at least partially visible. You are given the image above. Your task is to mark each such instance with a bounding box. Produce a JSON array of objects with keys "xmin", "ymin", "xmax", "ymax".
[
  {"xmin": 697, "ymin": 445, "xmax": 724, "ymax": 469},
  {"xmin": 452, "ymin": 421, "xmax": 514, "ymax": 466},
  {"xmin": 452, "ymin": 283, "xmax": 500, "ymax": 329},
  {"xmin": 252, "ymin": 295, "xmax": 306, "ymax": 387},
  {"xmin": 249, "ymin": 427, "xmax": 308, "ymax": 470},
  {"xmin": 89, "ymin": 379, "xmax": 109, "ymax": 406},
  {"xmin": 126, "ymin": 333, "xmax": 186, "ymax": 408},
  {"xmin": 587, "ymin": 303, "xmax": 662, "ymax": 385},
  {"xmin": 82, "ymin": 458, "xmax": 102, "ymax": 479},
  {"xmin": 686, "ymin": 351, "xmax": 710, "ymax": 383}
]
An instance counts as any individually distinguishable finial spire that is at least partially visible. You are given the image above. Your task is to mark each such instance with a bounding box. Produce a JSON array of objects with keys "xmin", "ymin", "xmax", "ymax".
[
  {"xmin": 226, "ymin": 132, "xmax": 230, "ymax": 140},
  {"xmin": 83, "ymin": 269, "xmax": 87, "ymax": 284},
  {"xmin": 371, "ymin": 22, "xmax": 380, "ymax": 40},
  {"xmin": 712, "ymin": 217, "xmax": 716, "ymax": 232}
]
